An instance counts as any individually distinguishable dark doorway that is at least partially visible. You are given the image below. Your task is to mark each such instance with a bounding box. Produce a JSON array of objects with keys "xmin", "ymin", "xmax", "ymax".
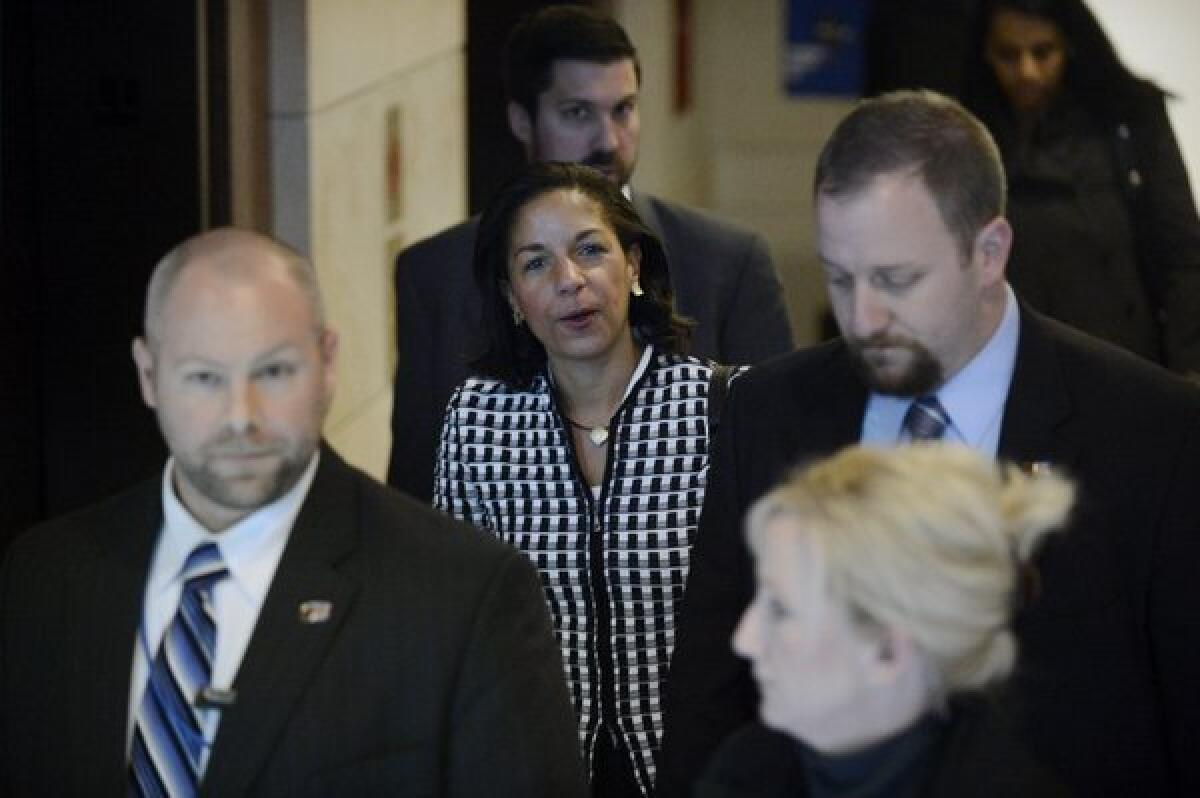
[{"xmin": 1, "ymin": 0, "xmax": 229, "ymax": 547}]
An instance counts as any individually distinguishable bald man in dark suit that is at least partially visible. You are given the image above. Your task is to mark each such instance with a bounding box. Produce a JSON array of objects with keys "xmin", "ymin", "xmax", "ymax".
[{"xmin": 0, "ymin": 229, "xmax": 585, "ymax": 797}]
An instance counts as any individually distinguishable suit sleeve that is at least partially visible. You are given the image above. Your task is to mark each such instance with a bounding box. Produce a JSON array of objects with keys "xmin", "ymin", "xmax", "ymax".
[
  {"xmin": 446, "ymin": 551, "xmax": 586, "ymax": 798},
  {"xmin": 657, "ymin": 379, "xmax": 760, "ymax": 798},
  {"xmin": 388, "ymin": 247, "xmax": 440, "ymax": 503},
  {"xmin": 718, "ymin": 232, "xmax": 794, "ymax": 365},
  {"xmin": 1133, "ymin": 99, "xmax": 1200, "ymax": 375},
  {"xmin": 0, "ymin": 546, "xmax": 12, "ymax": 796},
  {"xmin": 1148, "ymin": 413, "xmax": 1200, "ymax": 793}
]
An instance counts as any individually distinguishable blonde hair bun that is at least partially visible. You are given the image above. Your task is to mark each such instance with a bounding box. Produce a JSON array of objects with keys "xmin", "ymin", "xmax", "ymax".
[{"xmin": 746, "ymin": 443, "xmax": 1074, "ymax": 695}]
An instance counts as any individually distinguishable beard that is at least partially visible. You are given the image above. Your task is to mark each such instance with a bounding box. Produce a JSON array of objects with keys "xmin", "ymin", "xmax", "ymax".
[
  {"xmin": 174, "ymin": 432, "xmax": 318, "ymax": 516},
  {"xmin": 580, "ymin": 149, "xmax": 633, "ymax": 187},
  {"xmin": 847, "ymin": 333, "xmax": 944, "ymax": 397}
]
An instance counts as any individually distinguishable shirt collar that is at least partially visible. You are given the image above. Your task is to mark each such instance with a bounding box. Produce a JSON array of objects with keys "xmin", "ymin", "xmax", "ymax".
[
  {"xmin": 152, "ymin": 452, "xmax": 320, "ymax": 602},
  {"xmin": 544, "ymin": 343, "xmax": 654, "ymax": 403},
  {"xmin": 622, "ymin": 344, "xmax": 654, "ymax": 402},
  {"xmin": 935, "ymin": 284, "xmax": 1019, "ymax": 448},
  {"xmin": 862, "ymin": 285, "xmax": 1019, "ymax": 449}
]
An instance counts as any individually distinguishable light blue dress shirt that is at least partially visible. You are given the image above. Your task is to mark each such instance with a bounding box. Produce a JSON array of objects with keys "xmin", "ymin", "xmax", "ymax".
[
  {"xmin": 126, "ymin": 452, "xmax": 320, "ymax": 759},
  {"xmin": 861, "ymin": 285, "xmax": 1020, "ymax": 456}
]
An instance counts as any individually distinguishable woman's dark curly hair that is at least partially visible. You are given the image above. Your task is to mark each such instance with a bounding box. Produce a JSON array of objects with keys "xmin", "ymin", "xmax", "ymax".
[
  {"xmin": 470, "ymin": 162, "xmax": 693, "ymax": 388},
  {"xmin": 966, "ymin": 0, "xmax": 1165, "ymax": 122}
]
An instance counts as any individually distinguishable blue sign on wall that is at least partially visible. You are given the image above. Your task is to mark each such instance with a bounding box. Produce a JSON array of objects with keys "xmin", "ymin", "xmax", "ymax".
[{"xmin": 785, "ymin": 0, "xmax": 871, "ymax": 97}]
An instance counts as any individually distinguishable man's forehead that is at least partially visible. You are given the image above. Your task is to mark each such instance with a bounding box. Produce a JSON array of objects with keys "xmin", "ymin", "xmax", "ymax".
[
  {"xmin": 543, "ymin": 58, "xmax": 638, "ymax": 99},
  {"xmin": 819, "ymin": 168, "xmax": 929, "ymax": 207},
  {"xmin": 167, "ymin": 252, "xmax": 285, "ymax": 300},
  {"xmin": 160, "ymin": 257, "xmax": 311, "ymax": 330},
  {"xmin": 817, "ymin": 172, "xmax": 951, "ymax": 236}
]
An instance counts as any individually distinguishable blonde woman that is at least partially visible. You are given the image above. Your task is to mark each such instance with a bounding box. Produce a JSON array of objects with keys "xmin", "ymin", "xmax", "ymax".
[{"xmin": 697, "ymin": 444, "xmax": 1074, "ymax": 798}]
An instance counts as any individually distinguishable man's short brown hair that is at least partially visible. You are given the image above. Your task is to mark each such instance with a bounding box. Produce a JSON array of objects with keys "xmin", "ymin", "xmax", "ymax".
[{"xmin": 814, "ymin": 90, "xmax": 1007, "ymax": 257}]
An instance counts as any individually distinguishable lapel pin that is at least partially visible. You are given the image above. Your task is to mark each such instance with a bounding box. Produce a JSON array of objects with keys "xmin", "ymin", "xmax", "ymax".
[
  {"xmin": 1019, "ymin": 461, "xmax": 1056, "ymax": 476},
  {"xmin": 298, "ymin": 600, "xmax": 333, "ymax": 624}
]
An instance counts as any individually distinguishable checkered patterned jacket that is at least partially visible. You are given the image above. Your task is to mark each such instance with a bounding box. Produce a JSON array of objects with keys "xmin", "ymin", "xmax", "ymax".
[{"xmin": 434, "ymin": 349, "xmax": 739, "ymax": 795}]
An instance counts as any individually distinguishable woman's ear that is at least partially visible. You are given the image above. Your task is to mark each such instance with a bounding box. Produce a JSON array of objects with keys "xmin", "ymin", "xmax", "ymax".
[
  {"xmin": 866, "ymin": 626, "xmax": 916, "ymax": 686},
  {"xmin": 627, "ymin": 241, "xmax": 643, "ymax": 283},
  {"xmin": 503, "ymin": 282, "xmax": 525, "ymax": 326}
]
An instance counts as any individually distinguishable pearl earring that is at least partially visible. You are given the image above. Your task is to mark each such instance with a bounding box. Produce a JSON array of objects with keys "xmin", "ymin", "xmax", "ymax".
[
  {"xmin": 631, "ymin": 279, "xmax": 644, "ymax": 297},
  {"xmin": 512, "ymin": 306, "xmax": 524, "ymax": 326}
]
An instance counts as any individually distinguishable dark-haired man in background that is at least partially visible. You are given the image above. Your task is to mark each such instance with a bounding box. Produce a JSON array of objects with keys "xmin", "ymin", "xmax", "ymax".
[
  {"xmin": 659, "ymin": 91, "xmax": 1200, "ymax": 797},
  {"xmin": 387, "ymin": 5, "xmax": 794, "ymax": 502}
]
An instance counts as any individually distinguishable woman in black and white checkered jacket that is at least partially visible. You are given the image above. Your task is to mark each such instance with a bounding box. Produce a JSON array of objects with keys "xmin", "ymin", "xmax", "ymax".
[{"xmin": 434, "ymin": 163, "xmax": 740, "ymax": 798}]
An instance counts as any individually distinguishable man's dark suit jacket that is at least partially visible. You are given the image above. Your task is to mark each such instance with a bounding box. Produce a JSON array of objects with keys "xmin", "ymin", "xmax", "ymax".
[
  {"xmin": 387, "ymin": 192, "xmax": 795, "ymax": 502},
  {"xmin": 658, "ymin": 307, "xmax": 1200, "ymax": 798},
  {"xmin": 0, "ymin": 447, "xmax": 586, "ymax": 797}
]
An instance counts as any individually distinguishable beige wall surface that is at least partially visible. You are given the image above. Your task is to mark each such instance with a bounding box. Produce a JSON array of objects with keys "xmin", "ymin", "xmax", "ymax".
[
  {"xmin": 692, "ymin": 0, "xmax": 848, "ymax": 346},
  {"xmin": 268, "ymin": 0, "xmax": 467, "ymax": 478},
  {"xmin": 616, "ymin": 0, "xmax": 705, "ymax": 208},
  {"xmin": 617, "ymin": 0, "xmax": 847, "ymax": 346},
  {"xmin": 1088, "ymin": 0, "xmax": 1200, "ymax": 207}
]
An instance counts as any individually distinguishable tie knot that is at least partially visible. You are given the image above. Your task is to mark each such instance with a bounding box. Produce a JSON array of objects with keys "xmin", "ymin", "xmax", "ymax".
[
  {"xmin": 181, "ymin": 542, "xmax": 229, "ymax": 591},
  {"xmin": 904, "ymin": 396, "xmax": 950, "ymax": 441}
]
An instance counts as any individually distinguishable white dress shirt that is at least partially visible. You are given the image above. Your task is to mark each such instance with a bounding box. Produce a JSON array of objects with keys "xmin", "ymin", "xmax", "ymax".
[
  {"xmin": 861, "ymin": 284, "xmax": 1020, "ymax": 456},
  {"xmin": 126, "ymin": 452, "xmax": 319, "ymax": 755}
]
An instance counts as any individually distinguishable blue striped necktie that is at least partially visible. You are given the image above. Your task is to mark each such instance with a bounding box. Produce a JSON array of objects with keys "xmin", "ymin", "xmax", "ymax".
[
  {"xmin": 129, "ymin": 542, "xmax": 229, "ymax": 797},
  {"xmin": 903, "ymin": 395, "xmax": 951, "ymax": 441}
]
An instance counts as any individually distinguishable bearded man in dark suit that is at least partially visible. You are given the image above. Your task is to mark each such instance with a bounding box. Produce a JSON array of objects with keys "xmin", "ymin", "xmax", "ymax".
[
  {"xmin": 658, "ymin": 91, "xmax": 1200, "ymax": 798},
  {"xmin": 0, "ymin": 229, "xmax": 585, "ymax": 797},
  {"xmin": 387, "ymin": 6, "xmax": 794, "ymax": 503}
]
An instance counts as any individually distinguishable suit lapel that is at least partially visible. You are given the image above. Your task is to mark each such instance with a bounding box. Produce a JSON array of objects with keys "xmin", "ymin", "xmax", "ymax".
[
  {"xmin": 808, "ymin": 343, "xmax": 867, "ymax": 452},
  {"xmin": 71, "ymin": 483, "xmax": 162, "ymax": 792},
  {"xmin": 202, "ymin": 449, "xmax": 362, "ymax": 796},
  {"xmin": 998, "ymin": 306, "xmax": 1079, "ymax": 468},
  {"xmin": 782, "ymin": 340, "xmax": 868, "ymax": 460},
  {"xmin": 741, "ymin": 341, "xmax": 866, "ymax": 497}
]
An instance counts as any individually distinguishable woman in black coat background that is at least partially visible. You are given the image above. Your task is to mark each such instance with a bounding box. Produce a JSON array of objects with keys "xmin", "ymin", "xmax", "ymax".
[{"xmin": 964, "ymin": 0, "xmax": 1200, "ymax": 375}]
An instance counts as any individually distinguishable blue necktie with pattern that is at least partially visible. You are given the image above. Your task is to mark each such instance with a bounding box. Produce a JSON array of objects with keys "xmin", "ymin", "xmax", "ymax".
[
  {"xmin": 129, "ymin": 542, "xmax": 228, "ymax": 797},
  {"xmin": 903, "ymin": 395, "xmax": 951, "ymax": 441}
]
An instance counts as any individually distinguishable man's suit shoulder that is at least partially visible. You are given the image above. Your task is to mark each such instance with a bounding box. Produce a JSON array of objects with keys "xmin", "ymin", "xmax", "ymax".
[
  {"xmin": 400, "ymin": 217, "xmax": 478, "ymax": 258},
  {"xmin": 732, "ymin": 339, "xmax": 849, "ymax": 399},
  {"xmin": 1034, "ymin": 310, "xmax": 1200, "ymax": 414},
  {"xmin": 3, "ymin": 477, "xmax": 159, "ymax": 575},
  {"xmin": 394, "ymin": 217, "xmax": 479, "ymax": 286},
  {"xmin": 640, "ymin": 194, "xmax": 764, "ymax": 250}
]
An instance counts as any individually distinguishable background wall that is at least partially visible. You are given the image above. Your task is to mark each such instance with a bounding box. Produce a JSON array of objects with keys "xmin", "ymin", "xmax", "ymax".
[
  {"xmin": 268, "ymin": 0, "xmax": 467, "ymax": 479},
  {"xmin": 1089, "ymin": 0, "xmax": 1200, "ymax": 207},
  {"xmin": 617, "ymin": 0, "xmax": 850, "ymax": 344},
  {"xmin": 617, "ymin": 0, "xmax": 706, "ymax": 208}
]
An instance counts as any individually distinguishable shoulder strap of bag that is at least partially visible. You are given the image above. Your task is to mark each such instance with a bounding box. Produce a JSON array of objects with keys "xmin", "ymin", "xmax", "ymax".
[{"xmin": 707, "ymin": 362, "xmax": 735, "ymax": 432}]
